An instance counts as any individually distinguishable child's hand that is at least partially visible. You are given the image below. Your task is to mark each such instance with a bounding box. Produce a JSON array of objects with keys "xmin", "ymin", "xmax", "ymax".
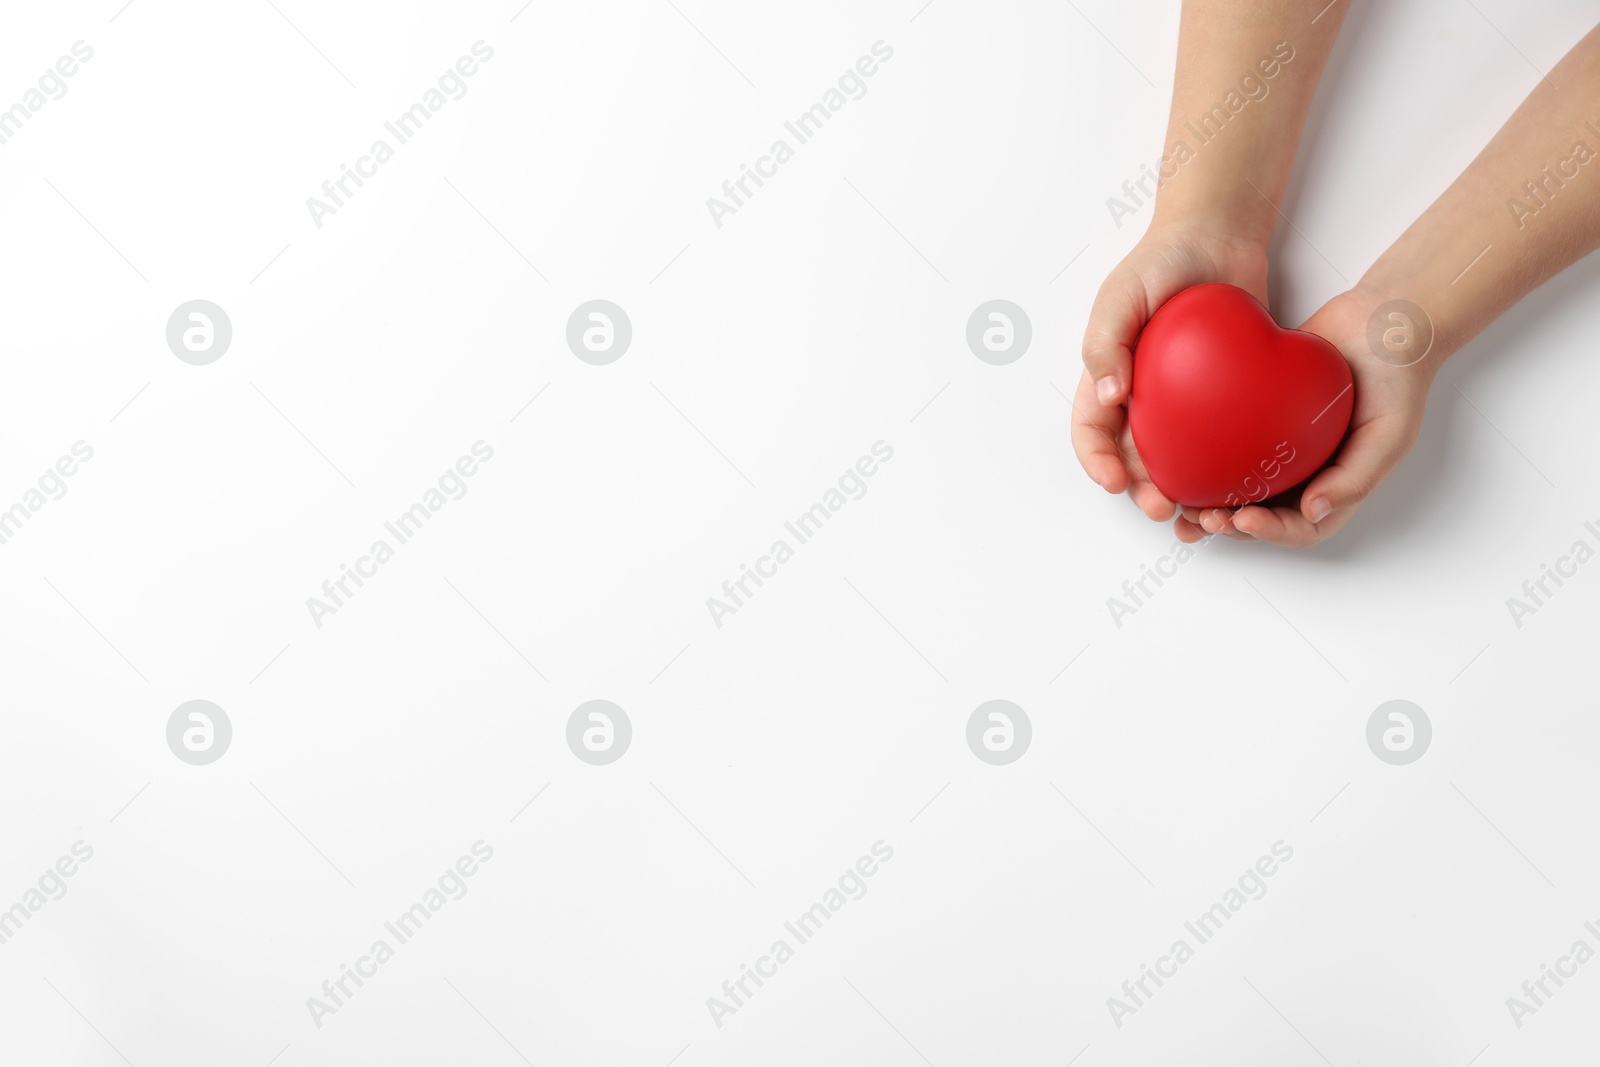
[
  {"xmin": 1174, "ymin": 290, "xmax": 1434, "ymax": 546},
  {"xmin": 1068, "ymin": 365, "xmax": 1177, "ymax": 522},
  {"xmin": 1073, "ymin": 223, "xmax": 1269, "ymax": 521}
]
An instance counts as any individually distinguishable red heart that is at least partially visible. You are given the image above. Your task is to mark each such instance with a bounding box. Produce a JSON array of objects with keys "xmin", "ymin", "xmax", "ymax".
[{"xmin": 1128, "ymin": 283, "xmax": 1354, "ymax": 509}]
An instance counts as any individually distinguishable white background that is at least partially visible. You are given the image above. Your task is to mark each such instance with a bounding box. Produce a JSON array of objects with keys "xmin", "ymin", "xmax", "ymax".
[{"xmin": 1, "ymin": 0, "xmax": 1598, "ymax": 1064}]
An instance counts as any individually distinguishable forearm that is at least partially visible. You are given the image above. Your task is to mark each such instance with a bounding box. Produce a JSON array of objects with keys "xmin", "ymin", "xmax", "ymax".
[
  {"xmin": 1151, "ymin": 0, "xmax": 1349, "ymax": 241},
  {"xmin": 1357, "ymin": 23, "xmax": 1600, "ymax": 363}
]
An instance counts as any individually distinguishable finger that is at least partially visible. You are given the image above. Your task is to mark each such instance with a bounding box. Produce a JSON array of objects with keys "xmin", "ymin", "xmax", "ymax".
[
  {"xmin": 1174, "ymin": 514, "xmax": 1208, "ymax": 543},
  {"xmin": 1081, "ymin": 268, "xmax": 1146, "ymax": 406},
  {"xmin": 1214, "ymin": 515, "xmax": 1258, "ymax": 541},
  {"xmin": 1179, "ymin": 511, "xmax": 1253, "ymax": 541},
  {"xmin": 1179, "ymin": 504, "xmax": 1204, "ymax": 524},
  {"xmin": 1068, "ymin": 369, "xmax": 1129, "ymax": 492},
  {"xmin": 1231, "ymin": 503, "xmax": 1319, "ymax": 546},
  {"xmin": 1296, "ymin": 417, "xmax": 1412, "ymax": 527},
  {"xmin": 1128, "ymin": 476, "xmax": 1177, "ymax": 522},
  {"xmin": 1199, "ymin": 507, "xmax": 1235, "ymax": 534}
]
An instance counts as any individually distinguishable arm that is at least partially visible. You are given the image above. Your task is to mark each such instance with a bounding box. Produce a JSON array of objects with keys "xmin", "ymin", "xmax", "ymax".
[
  {"xmin": 1153, "ymin": 0, "xmax": 1349, "ymax": 244},
  {"xmin": 1363, "ymin": 23, "xmax": 1600, "ymax": 354},
  {"xmin": 1073, "ymin": 0, "xmax": 1350, "ymax": 518},
  {"xmin": 1203, "ymin": 21, "xmax": 1600, "ymax": 546}
]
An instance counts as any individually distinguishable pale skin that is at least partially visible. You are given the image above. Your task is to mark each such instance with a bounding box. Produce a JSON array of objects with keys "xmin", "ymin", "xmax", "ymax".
[{"xmin": 1074, "ymin": 2, "xmax": 1600, "ymax": 547}]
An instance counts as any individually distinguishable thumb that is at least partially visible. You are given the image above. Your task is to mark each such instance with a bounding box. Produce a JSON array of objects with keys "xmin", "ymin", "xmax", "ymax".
[
  {"xmin": 1081, "ymin": 270, "xmax": 1144, "ymax": 406},
  {"xmin": 1297, "ymin": 417, "xmax": 1410, "ymax": 524}
]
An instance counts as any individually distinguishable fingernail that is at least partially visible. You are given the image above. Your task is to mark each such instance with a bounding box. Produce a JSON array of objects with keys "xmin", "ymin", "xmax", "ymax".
[
  {"xmin": 1306, "ymin": 498, "xmax": 1332, "ymax": 523},
  {"xmin": 1096, "ymin": 376, "xmax": 1122, "ymax": 404}
]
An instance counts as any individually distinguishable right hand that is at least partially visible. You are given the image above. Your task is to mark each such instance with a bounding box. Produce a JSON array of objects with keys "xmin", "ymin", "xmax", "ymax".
[
  {"xmin": 1072, "ymin": 223, "xmax": 1270, "ymax": 522},
  {"xmin": 1174, "ymin": 288, "xmax": 1434, "ymax": 546}
]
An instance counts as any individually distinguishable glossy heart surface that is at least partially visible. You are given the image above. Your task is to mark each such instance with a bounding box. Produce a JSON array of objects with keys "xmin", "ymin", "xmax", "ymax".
[{"xmin": 1129, "ymin": 283, "xmax": 1354, "ymax": 508}]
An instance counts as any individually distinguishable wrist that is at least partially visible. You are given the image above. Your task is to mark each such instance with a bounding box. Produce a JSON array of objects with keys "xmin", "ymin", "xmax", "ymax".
[
  {"xmin": 1150, "ymin": 176, "xmax": 1281, "ymax": 247},
  {"xmin": 1317, "ymin": 286, "xmax": 1443, "ymax": 394},
  {"xmin": 1128, "ymin": 216, "xmax": 1272, "ymax": 298},
  {"xmin": 1345, "ymin": 266, "xmax": 1456, "ymax": 377}
]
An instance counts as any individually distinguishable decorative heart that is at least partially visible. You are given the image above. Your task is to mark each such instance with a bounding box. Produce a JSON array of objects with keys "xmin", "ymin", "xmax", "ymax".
[{"xmin": 1128, "ymin": 283, "xmax": 1354, "ymax": 509}]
